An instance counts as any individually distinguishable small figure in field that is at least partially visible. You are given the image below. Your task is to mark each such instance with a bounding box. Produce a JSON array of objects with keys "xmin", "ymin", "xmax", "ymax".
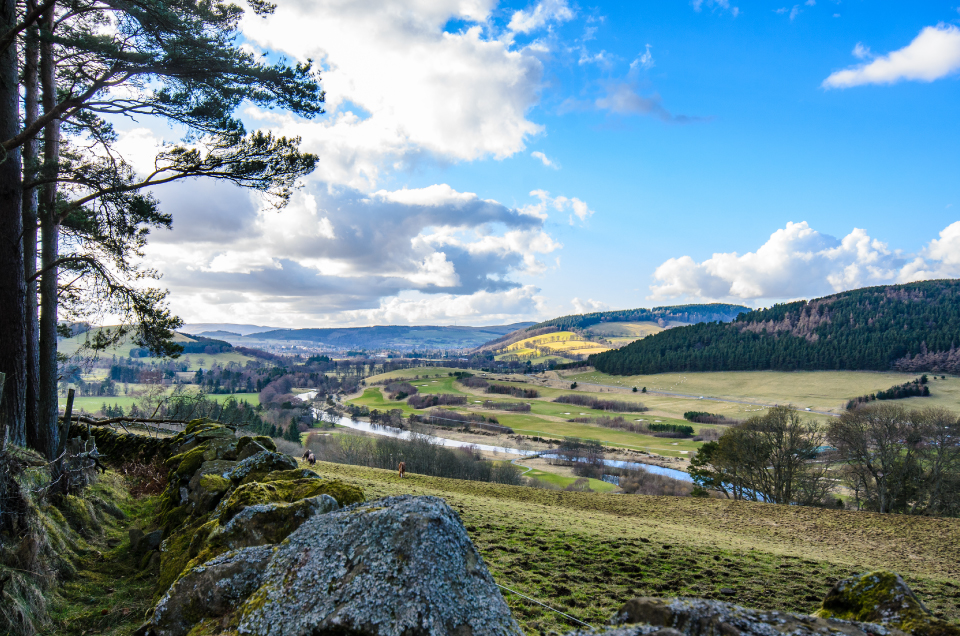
[
  {"xmin": 301, "ymin": 450, "xmax": 311, "ymax": 461},
  {"xmin": 307, "ymin": 451, "xmax": 316, "ymax": 465},
  {"xmin": 398, "ymin": 461, "xmax": 406, "ymax": 478}
]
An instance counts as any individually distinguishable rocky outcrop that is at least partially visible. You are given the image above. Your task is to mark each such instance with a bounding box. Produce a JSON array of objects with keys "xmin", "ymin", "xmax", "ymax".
[
  {"xmin": 599, "ymin": 597, "xmax": 905, "ymax": 636},
  {"xmin": 573, "ymin": 571, "xmax": 959, "ymax": 636},
  {"xmin": 816, "ymin": 572, "xmax": 960, "ymax": 636},
  {"xmin": 144, "ymin": 495, "xmax": 521, "ymax": 636},
  {"xmin": 128, "ymin": 420, "xmax": 956, "ymax": 636}
]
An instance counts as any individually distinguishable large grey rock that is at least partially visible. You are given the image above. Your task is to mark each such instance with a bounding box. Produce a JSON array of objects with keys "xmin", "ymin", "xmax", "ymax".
[
  {"xmin": 583, "ymin": 597, "xmax": 907, "ymax": 636},
  {"xmin": 210, "ymin": 494, "xmax": 339, "ymax": 551},
  {"xmin": 228, "ymin": 451, "xmax": 298, "ymax": 484},
  {"xmin": 237, "ymin": 495, "xmax": 521, "ymax": 636},
  {"xmin": 148, "ymin": 545, "xmax": 275, "ymax": 636}
]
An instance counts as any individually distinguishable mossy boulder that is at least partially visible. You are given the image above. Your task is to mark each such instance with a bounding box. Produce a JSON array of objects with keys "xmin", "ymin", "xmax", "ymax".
[
  {"xmin": 145, "ymin": 496, "xmax": 518, "ymax": 636},
  {"xmin": 187, "ymin": 461, "xmax": 236, "ymax": 513},
  {"xmin": 211, "ymin": 494, "xmax": 338, "ymax": 552},
  {"xmin": 816, "ymin": 571, "xmax": 960, "ymax": 636},
  {"xmin": 148, "ymin": 545, "xmax": 275, "ymax": 636},
  {"xmin": 219, "ymin": 479, "xmax": 363, "ymax": 524},
  {"xmin": 227, "ymin": 451, "xmax": 298, "ymax": 484},
  {"xmin": 236, "ymin": 436, "xmax": 276, "ymax": 460},
  {"xmin": 605, "ymin": 597, "xmax": 909, "ymax": 636},
  {"xmin": 166, "ymin": 447, "xmax": 208, "ymax": 481}
]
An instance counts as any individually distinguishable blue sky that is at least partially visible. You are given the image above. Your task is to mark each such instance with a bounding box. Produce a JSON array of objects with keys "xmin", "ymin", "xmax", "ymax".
[{"xmin": 126, "ymin": 0, "xmax": 960, "ymax": 327}]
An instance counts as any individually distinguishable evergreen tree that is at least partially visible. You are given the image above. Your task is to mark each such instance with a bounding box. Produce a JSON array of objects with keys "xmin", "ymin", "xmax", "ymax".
[{"xmin": 0, "ymin": 0, "xmax": 324, "ymax": 458}]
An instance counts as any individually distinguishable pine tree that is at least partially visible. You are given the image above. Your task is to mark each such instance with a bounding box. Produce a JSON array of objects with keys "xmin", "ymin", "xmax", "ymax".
[{"xmin": 0, "ymin": 0, "xmax": 324, "ymax": 458}]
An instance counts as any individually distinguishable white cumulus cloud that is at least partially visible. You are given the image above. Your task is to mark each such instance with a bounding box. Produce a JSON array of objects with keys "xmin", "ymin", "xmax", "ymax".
[
  {"xmin": 508, "ymin": 0, "xmax": 575, "ymax": 34},
  {"xmin": 525, "ymin": 189, "xmax": 595, "ymax": 225},
  {"xmin": 650, "ymin": 221, "xmax": 960, "ymax": 304},
  {"xmin": 531, "ymin": 151, "xmax": 559, "ymax": 169},
  {"xmin": 571, "ymin": 297, "xmax": 609, "ymax": 313},
  {"xmin": 823, "ymin": 24, "xmax": 960, "ymax": 88},
  {"xmin": 240, "ymin": 0, "xmax": 544, "ymax": 190}
]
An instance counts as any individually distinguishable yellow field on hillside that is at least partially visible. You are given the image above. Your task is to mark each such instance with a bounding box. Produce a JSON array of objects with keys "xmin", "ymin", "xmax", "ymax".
[
  {"xmin": 585, "ymin": 321, "xmax": 665, "ymax": 338},
  {"xmin": 497, "ymin": 331, "xmax": 612, "ymax": 361}
]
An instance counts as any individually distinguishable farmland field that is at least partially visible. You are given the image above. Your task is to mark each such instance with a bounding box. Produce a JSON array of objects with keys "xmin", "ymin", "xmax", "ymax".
[
  {"xmin": 495, "ymin": 330, "xmax": 612, "ymax": 361},
  {"xmin": 303, "ymin": 459, "xmax": 960, "ymax": 634},
  {"xmin": 349, "ymin": 375, "xmax": 717, "ymax": 458},
  {"xmin": 566, "ymin": 369, "xmax": 960, "ymax": 414},
  {"xmin": 61, "ymin": 391, "xmax": 261, "ymax": 414}
]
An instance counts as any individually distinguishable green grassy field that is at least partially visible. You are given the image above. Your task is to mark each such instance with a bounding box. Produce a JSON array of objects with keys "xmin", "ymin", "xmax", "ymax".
[
  {"xmin": 302, "ymin": 459, "xmax": 960, "ymax": 634},
  {"xmin": 349, "ymin": 382, "xmax": 707, "ymax": 457},
  {"xmin": 522, "ymin": 467, "xmax": 617, "ymax": 493},
  {"xmin": 567, "ymin": 370, "xmax": 960, "ymax": 414},
  {"xmin": 62, "ymin": 391, "xmax": 260, "ymax": 414}
]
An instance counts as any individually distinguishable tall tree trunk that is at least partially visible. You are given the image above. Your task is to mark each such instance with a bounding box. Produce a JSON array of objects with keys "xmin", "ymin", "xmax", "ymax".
[
  {"xmin": 0, "ymin": 0, "xmax": 26, "ymax": 446},
  {"xmin": 23, "ymin": 5, "xmax": 41, "ymax": 451},
  {"xmin": 37, "ymin": 6, "xmax": 61, "ymax": 461}
]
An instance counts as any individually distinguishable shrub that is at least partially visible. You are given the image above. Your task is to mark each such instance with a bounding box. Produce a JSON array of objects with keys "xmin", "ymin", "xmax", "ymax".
[
  {"xmin": 481, "ymin": 401, "xmax": 531, "ymax": 412},
  {"xmin": 305, "ymin": 432, "xmax": 522, "ymax": 484},
  {"xmin": 553, "ymin": 394, "xmax": 647, "ymax": 412},
  {"xmin": 619, "ymin": 467, "xmax": 693, "ymax": 496},
  {"xmin": 846, "ymin": 378, "xmax": 930, "ymax": 409},
  {"xmin": 407, "ymin": 394, "xmax": 467, "ymax": 409},
  {"xmin": 486, "ymin": 384, "xmax": 539, "ymax": 398},
  {"xmin": 385, "ymin": 382, "xmax": 418, "ymax": 400},
  {"xmin": 459, "ymin": 376, "xmax": 489, "ymax": 388},
  {"xmin": 684, "ymin": 411, "xmax": 733, "ymax": 424},
  {"xmin": 647, "ymin": 422, "xmax": 695, "ymax": 437}
]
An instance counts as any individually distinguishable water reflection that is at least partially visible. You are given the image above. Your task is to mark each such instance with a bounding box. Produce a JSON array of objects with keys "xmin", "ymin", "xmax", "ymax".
[{"xmin": 330, "ymin": 416, "xmax": 692, "ymax": 482}]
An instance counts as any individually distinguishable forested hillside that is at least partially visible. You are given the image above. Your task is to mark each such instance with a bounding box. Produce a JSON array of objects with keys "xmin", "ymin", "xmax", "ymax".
[
  {"xmin": 590, "ymin": 280, "xmax": 960, "ymax": 374},
  {"xmin": 531, "ymin": 303, "xmax": 749, "ymax": 332}
]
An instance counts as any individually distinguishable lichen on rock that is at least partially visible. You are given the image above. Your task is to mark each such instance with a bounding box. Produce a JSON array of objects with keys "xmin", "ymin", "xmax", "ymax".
[
  {"xmin": 816, "ymin": 571, "xmax": 960, "ymax": 636},
  {"xmin": 598, "ymin": 596, "xmax": 907, "ymax": 636},
  {"xmin": 235, "ymin": 495, "xmax": 522, "ymax": 636}
]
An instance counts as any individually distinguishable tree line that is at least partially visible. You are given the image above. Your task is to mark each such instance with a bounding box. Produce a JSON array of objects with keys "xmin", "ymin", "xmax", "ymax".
[
  {"xmin": 0, "ymin": 0, "xmax": 325, "ymax": 473},
  {"xmin": 591, "ymin": 280, "xmax": 960, "ymax": 375},
  {"xmin": 689, "ymin": 404, "xmax": 960, "ymax": 516},
  {"xmin": 528, "ymin": 303, "xmax": 749, "ymax": 333}
]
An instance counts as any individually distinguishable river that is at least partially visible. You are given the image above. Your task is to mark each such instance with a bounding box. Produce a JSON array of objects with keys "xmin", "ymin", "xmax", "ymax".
[{"xmin": 330, "ymin": 415, "xmax": 693, "ymax": 482}]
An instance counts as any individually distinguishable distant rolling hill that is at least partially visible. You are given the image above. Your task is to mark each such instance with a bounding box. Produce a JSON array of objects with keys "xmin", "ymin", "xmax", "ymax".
[
  {"xmin": 474, "ymin": 303, "xmax": 750, "ymax": 360},
  {"xmin": 241, "ymin": 323, "xmax": 535, "ymax": 351},
  {"xmin": 590, "ymin": 280, "xmax": 960, "ymax": 375}
]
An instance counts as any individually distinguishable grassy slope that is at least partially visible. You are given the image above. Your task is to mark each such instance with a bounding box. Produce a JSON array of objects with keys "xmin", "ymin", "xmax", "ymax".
[
  {"xmin": 521, "ymin": 467, "xmax": 616, "ymax": 493},
  {"xmin": 304, "ymin": 459, "xmax": 960, "ymax": 633},
  {"xmin": 62, "ymin": 392, "xmax": 261, "ymax": 414},
  {"xmin": 568, "ymin": 370, "xmax": 960, "ymax": 414},
  {"xmin": 58, "ymin": 328, "xmax": 256, "ymax": 370}
]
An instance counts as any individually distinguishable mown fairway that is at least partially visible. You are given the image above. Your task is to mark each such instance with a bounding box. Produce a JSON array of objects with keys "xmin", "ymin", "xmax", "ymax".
[
  {"xmin": 306, "ymin": 460, "xmax": 960, "ymax": 634},
  {"xmin": 567, "ymin": 369, "xmax": 960, "ymax": 414}
]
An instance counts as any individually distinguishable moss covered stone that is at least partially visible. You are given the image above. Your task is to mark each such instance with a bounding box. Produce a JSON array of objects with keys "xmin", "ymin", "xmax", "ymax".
[
  {"xmin": 816, "ymin": 571, "xmax": 960, "ymax": 636},
  {"xmin": 228, "ymin": 451, "xmax": 298, "ymax": 484},
  {"xmin": 219, "ymin": 479, "xmax": 363, "ymax": 524},
  {"xmin": 166, "ymin": 446, "xmax": 207, "ymax": 480},
  {"xmin": 236, "ymin": 436, "xmax": 276, "ymax": 461}
]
